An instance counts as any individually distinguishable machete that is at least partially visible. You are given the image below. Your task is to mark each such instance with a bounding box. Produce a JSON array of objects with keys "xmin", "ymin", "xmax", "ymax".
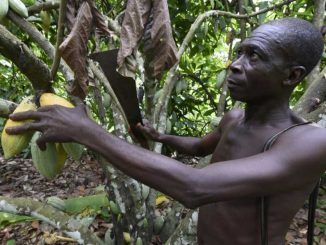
[{"xmin": 89, "ymin": 49, "xmax": 148, "ymax": 148}]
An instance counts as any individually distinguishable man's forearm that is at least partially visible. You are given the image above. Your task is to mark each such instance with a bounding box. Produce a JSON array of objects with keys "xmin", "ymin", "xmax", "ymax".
[
  {"xmin": 74, "ymin": 121, "xmax": 197, "ymax": 206},
  {"xmin": 156, "ymin": 134, "xmax": 205, "ymax": 156}
]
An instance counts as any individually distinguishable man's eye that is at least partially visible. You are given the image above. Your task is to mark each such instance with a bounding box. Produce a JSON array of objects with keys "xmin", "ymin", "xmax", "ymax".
[{"xmin": 250, "ymin": 52, "xmax": 259, "ymax": 60}]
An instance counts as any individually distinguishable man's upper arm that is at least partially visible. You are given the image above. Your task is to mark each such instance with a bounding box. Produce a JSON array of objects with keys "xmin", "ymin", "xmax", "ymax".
[{"xmin": 191, "ymin": 126, "xmax": 326, "ymax": 205}]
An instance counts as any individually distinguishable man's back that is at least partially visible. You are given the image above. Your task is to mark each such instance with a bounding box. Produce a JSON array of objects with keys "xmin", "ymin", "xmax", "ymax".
[{"xmin": 197, "ymin": 109, "xmax": 322, "ymax": 245}]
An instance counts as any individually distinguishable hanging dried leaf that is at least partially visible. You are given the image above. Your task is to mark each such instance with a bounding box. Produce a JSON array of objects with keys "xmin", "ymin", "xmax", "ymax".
[
  {"xmin": 143, "ymin": 0, "xmax": 178, "ymax": 79},
  {"xmin": 87, "ymin": 0, "xmax": 112, "ymax": 37},
  {"xmin": 117, "ymin": 0, "xmax": 177, "ymax": 79},
  {"xmin": 65, "ymin": 0, "xmax": 83, "ymax": 33},
  {"xmin": 117, "ymin": 0, "xmax": 152, "ymax": 78},
  {"xmin": 59, "ymin": 1, "xmax": 93, "ymax": 99}
]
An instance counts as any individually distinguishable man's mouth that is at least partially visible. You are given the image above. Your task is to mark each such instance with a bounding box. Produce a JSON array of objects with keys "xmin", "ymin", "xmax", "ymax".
[{"xmin": 227, "ymin": 78, "xmax": 241, "ymax": 88}]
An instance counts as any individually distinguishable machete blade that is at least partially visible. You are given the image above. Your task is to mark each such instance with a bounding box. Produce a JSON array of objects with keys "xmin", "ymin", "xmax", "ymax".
[{"xmin": 89, "ymin": 49, "xmax": 148, "ymax": 148}]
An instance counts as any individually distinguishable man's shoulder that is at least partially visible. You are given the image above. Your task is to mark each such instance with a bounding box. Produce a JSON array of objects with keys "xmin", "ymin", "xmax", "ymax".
[
  {"xmin": 276, "ymin": 122, "xmax": 326, "ymax": 145},
  {"xmin": 272, "ymin": 123, "xmax": 326, "ymax": 165},
  {"xmin": 304, "ymin": 123, "xmax": 326, "ymax": 144}
]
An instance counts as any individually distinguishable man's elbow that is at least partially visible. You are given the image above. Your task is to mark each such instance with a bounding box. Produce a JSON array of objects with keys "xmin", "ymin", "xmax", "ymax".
[{"xmin": 179, "ymin": 183, "xmax": 204, "ymax": 209}]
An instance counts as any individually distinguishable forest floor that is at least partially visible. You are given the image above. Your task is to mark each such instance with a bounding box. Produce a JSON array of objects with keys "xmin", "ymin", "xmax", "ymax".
[{"xmin": 0, "ymin": 154, "xmax": 326, "ymax": 245}]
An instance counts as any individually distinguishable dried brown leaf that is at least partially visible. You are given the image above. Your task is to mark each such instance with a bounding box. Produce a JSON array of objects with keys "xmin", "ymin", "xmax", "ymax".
[
  {"xmin": 59, "ymin": 1, "xmax": 93, "ymax": 99},
  {"xmin": 87, "ymin": 0, "xmax": 112, "ymax": 37},
  {"xmin": 31, "ymin": 221, "xmax": 40, "ymax": 229},
  {"xmin": 117, "ymin": 0, "xmax": 177, "ymax": 79},
  {"xmin": 65, "ymin": 0, "xmax": 81, "ymax": 33},
  {"xmin": 117, "ymin": 0, "xmax": 152, "ymax": 78},
  {"xmin": 143, "ymin": 0, "xmax": 178, "ymax": 79}
]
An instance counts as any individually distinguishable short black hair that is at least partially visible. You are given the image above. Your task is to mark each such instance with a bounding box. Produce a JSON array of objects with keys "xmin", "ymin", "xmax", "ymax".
[{"xmin": 259, "ymin": 18, "xmax": 324, "ymax": 75}]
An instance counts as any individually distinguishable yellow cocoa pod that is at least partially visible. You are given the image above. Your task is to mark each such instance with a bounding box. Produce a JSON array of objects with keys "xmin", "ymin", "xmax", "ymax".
[
  {"xmin": 123, "ymin": 232, "xmax": 131, "ymax": 243},
  {"xmin": 39, "ymin": 93, "xmax": 74, "ymax": 108},
  {"xmin": 31, "ymin": 132, "xmax": 67, "ymax": 179},
  {"xmin": 40, "ymin": 93, "xmax": 83, "ymax": 161},
  {"xmin": 1, "ymin": 96, "xmax": 37, "ymax": 159}
]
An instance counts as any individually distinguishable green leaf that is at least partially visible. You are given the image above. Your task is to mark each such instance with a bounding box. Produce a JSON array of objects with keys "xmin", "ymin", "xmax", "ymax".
[{"xmin": 6, "ymin": 240, "xmax": 16, "ymax": 245}]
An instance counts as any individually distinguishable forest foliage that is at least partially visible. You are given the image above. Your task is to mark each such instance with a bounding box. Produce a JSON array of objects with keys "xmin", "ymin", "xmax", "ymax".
[{"xmin": 0, "ymin": 0, "xmax": 325, "ymax": 244}]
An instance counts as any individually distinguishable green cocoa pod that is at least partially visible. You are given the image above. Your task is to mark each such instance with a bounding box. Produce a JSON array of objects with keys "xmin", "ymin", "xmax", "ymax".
[
  {"xmin": 136, "ymin": 237, "xmax": 143, "ymax": 245},
  {"xmin": 31, "ymin": 132, "xmax": 67, "ymax": 179},
  {"xmin": 109, "ymin": 201, "xmax": 120, "ymax": 215},
  {"xmin": 9, "ymin": 0, "xmax": 28, "ymax": 18},
  {"xmin": 0, "ymin": 0, "xmax": 9, "ymax": 20},
  {"xmin": 47, "ymin": 196, "xmax": 66, "ymax": 211},
  {"xmin": 62, "ymin": 142, "xmax": 83, "ymax": 161}
]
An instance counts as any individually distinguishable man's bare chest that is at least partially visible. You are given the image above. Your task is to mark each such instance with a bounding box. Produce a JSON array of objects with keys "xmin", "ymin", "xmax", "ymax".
[{"xmin": 211, "ymin": 124, "xmax": 279, "ymax": 163}]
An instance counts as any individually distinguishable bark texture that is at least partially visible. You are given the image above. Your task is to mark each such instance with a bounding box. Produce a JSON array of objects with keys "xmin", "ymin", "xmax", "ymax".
[
  {"xmin": 0, "ymin": 99, "xmax": 17, "ymax": 118},
  {"xmin": 294, "ymin": 70, "xmax": 326, "ymax": 120}
]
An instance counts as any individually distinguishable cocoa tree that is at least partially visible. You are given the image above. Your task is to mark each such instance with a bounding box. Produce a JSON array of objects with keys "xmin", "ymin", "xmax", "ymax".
[{"xmin": 0, "ymin": 0, "xmax": 325, "ymax": 244}]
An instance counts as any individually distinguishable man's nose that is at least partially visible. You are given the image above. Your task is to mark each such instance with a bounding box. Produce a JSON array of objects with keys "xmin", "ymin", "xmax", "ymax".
[{"xmin": 229, "ymin": 58, "xmax": 242, "ymax": 73}]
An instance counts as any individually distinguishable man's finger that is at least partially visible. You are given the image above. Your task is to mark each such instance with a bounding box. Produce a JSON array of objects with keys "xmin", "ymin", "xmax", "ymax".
[
  {"xmin": 136, "ymin": 123, "xmax": 149, "ymax": 133},
  {"xmin": 37, "ymin": 105, "xmax": 56, "ymax": 112},
  {"xmin": 36, "ymin": 136, "xmax": 48, "ymax": 151},
  {"xmin": 142, "ymin": 119, "xmax": 150, "ymax": 126},
  {"xmin": 9, "ymin": 111, "xmax": 42, "ymax": 121},
  {"xmin": 5, "ymin": 122, "xmax": 43, "ymax": 135}
]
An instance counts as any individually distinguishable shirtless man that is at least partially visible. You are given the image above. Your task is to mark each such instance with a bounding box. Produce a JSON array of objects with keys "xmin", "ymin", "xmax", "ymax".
[{"xmin": 6, "ymin": 18, "xmax": 326, "ymax": 244}]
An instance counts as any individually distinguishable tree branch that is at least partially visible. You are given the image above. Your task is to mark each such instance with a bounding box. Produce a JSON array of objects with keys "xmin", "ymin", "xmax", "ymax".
[
  {"xmin": 164, "ymin": 210, "xmax": 198, "ymax": 244},
  {"xmin": 217, "ymin": 39, "xmax": 234, "ymax": 116},
  {"xmin": 28, "ymin": 0, "xmax": 60, "ymax": 15},
  {"xmin": 303, "ymin": 101, "xmax": 326, "ymax": 122},
  {"xmin": 294, "ymin": 67, "xmax": 326, "ymax": 118},
  {"xmin": 306, "ymin": 0, "xmax": 325, "ymax": 86},
  {"xmin": 0, "ymin": 24, "xmax": 51, "ymax": 92},
  {"xmin": 239, "ymin": 0, "xmax": 248, "ymax": 41},
  {"xmin": 0, "ymin": 99, "xmax": 17, "ymax": 118},
  {"xmin": 6, "ymin": 10, "xmax": 74, "ymax": 82},
  {"xmin": 0, "ymin": 196, "xmax": 105, "ymax": 245},
  {"xmin": 51, "ymin": 0, "xmax": 68, "ymax": 79}
]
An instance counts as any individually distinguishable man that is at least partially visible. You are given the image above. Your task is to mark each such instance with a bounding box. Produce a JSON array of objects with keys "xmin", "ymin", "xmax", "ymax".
[{"xmin": 6, "ymin": 18, "xmax": 326, "ymax": 244}]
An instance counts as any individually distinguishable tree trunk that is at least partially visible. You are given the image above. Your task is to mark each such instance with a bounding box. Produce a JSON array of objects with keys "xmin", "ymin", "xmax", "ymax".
[
  {"xmin": 306, "ymin": 0, "xmax": 326, "ymax": 86},
  {"xmin": 0, "ymin": 99, "xmax": 17, "ymax": 118},
  {"xmin": 294, "ymin": 69, "xmax": 326, "ymax": 119},
  {"xmin": 97, "ymin": 103, "xmax": 155, "ymax": 245}
]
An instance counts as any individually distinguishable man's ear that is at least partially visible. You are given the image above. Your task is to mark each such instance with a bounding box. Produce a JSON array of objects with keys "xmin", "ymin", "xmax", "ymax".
[{"xmin": 283, "ymin": 66, "xmax": 306, "ymax": 86}]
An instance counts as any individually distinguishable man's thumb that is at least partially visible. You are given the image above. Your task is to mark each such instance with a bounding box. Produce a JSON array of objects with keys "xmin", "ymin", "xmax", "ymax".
[{"xmin": 36, "ymin": 136, "xmax": 48, "ymax": 151}]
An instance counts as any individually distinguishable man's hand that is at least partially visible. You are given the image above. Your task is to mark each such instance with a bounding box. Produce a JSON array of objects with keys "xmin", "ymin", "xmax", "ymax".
[
  {"xmin": 136, "ymin": 119, "xmax": 161, "ymax": 142},
  {"xmin": 5, "ymin": 104, "xmax": 91, "ymax": 150}
]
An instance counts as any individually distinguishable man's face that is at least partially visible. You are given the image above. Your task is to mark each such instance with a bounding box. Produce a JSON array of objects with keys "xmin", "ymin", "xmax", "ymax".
[{"xmin": 227, "ymin": 24, "xmax": 290, "ymax": 103}]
